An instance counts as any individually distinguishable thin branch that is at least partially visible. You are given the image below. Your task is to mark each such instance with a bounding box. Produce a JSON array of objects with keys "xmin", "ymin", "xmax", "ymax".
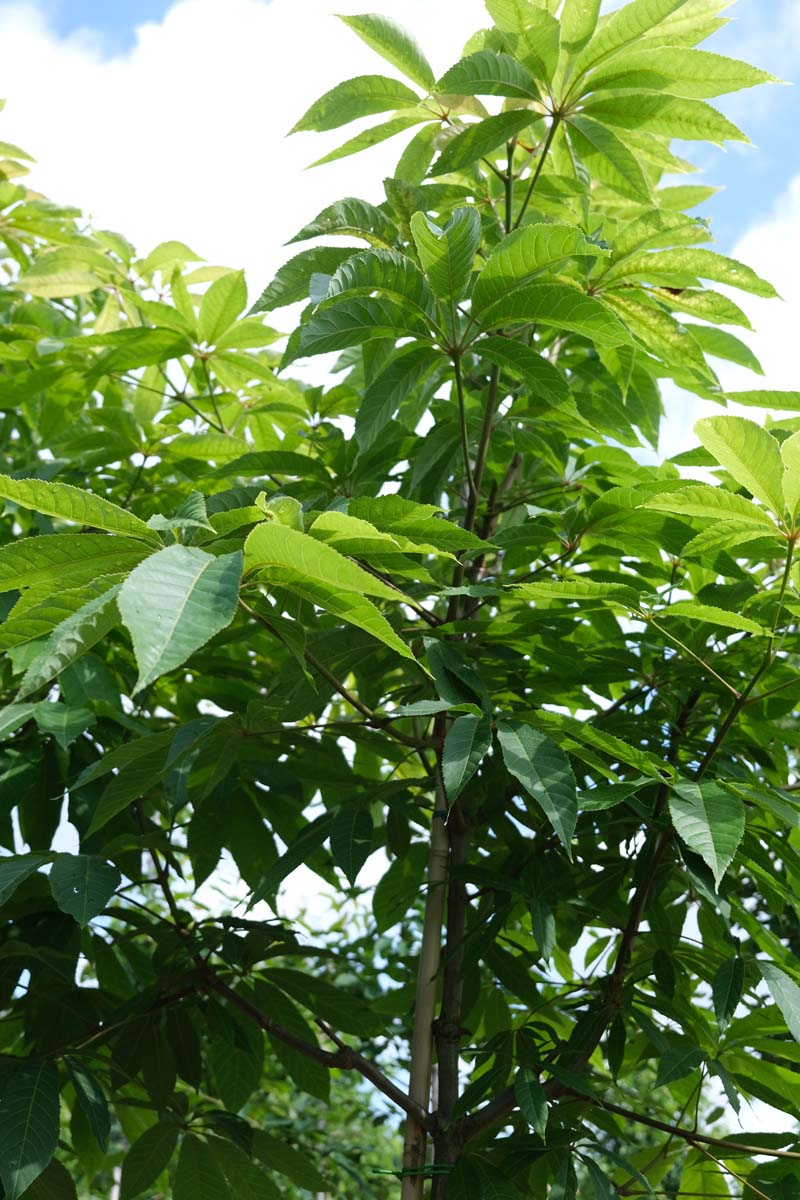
[{"xmin": 514, "ymin": 114, "xmax": 561, "ymax": 230}]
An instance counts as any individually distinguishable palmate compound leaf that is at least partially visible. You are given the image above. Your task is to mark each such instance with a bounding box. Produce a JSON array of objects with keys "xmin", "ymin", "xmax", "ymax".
[
  {"xmin": 0, "ymin": 1059, "xmax": 60, "ymax": 1200},
  {"xmin": 471, "ymin": 222, "xmax": 609, "ymax": 314},
  {"xmin": 243, "ymin": 521, "xmax": 415, "ymax": 662},
  {"xmin": 759, "ymin": 962, "xmax": 800, "ymax": 1045},
  {"xmin": 48, "ymin": 854, "xmax": 121, "ymax": 925},
  {"xmin": 117, "ymin": 546, "xmax": 243, "ymax": 693},
  {"xmin": 0, "ymin": 475, "xmax": 154, "ymax": 540},
  {"xmin": 668, "ymin": 781, "xmax": 745, "ymax": 890},
  {"xmin": 497, "ymin": 720, "xmax": 578, "ymax": 856}
]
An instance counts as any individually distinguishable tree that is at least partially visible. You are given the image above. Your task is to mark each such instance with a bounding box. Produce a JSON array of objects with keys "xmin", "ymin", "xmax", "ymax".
[{"xmin": 0, "ymin": 2, "xmax": 798, "ymax": 1197}]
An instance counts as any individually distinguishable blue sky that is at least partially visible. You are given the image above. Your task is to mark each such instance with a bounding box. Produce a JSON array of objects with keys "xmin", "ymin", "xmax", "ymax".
[{"xmin": 19, "ymin": 0, "xmax": 172, "ymax": 50}]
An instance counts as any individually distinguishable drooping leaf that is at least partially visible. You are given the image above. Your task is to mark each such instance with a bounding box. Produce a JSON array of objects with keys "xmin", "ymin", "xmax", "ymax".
[
  {"xmin": 0, "ymin": 1059, "xmax": 60, "ymax": 1200},
  {"xmin": 329, "ymin": 807, "xmax": 374, "ymax": 886},
  {"xmin": 0, "ymin": 853, "xmax": 47, "ymax": 905},
  {"xmin": 712, "ymin": 956, "xmax": 744, "ymax": 1030},
  {"xmin": 478, "ymin": 283, "xmax": 630, "ymax": 347},
  {"xmin": 759, "ymin": 962, "xmax": 800, "ymax": 1045},
  {"xmin": 668, "ymin": 781, "xmax": 745, "ymax": 889},
  {"xmin": 567, "ymin": 116, "xmax": 654, "ymax": 203},
  {"xmin": 296, "ymin": 296, "xmax": 427, "ymax": 359},
  {"xmin": 120, "ymin": 1122, "xmax": 180, "ymax": 1200},
  {"xmin": 515, "ymin": 1067, "xmax": 548, "ymax": 1139},
  {"xmin": 442, "ymin": 714, "xmax": 493, "ymax": 802},
  {"xmin": 117, "ymin": 546, "xmax": 242, "ymax": 693},
  {"xmin": 48, "ymin": 854, "xmax": 121, "ymax": 925},
  {"xmin": 477, "ymin": 336, "xmax": 569, "ymax": 407},
  {"xmin": 174, "ymin": 1135, "xmax": 231, "ymax": 1200},
  {"xmin": 497, "ymin": 720, "xmax": 578, "ymax": 855},
  {"xmin": 249, "ymin": 246, "xmax": 358, "ymax": 313},
  {"xmin": 64, "ymin": 1059, "xmax": 110, "ymax": 1152}
]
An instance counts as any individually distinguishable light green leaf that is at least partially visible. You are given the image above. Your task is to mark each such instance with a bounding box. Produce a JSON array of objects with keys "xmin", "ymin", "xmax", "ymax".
[
  {"xmin": 726, "ymin": 390, "xmax": 800, "ymax": 411},
  {"xmin": 0, "ymin": 534, "xmax": 149, "ymax": 594},
  {"xmin": 658, "ymin": 602, "xmax": 767, "ymax": 637},
  {"xmin": 442, "ymin": 714, "xmax": 493, "ymax": 802},
  {"xmin": 117, "ymin": 546, "xmax": 242, "ymax": 693},
  {"xmin": 515, "ymin": 579, "xmax": 641, "ymax": 607},
  {"xmin": 330, "ymin": 807, "xmax": 374, "ymax": 886},
  {"xmin": 780, "ymin": 430, "xmax": 800, "ymax": 521},
  {"xmin": 644, "ymin": 484, "xmax": 775, "ymax": 527},
  {"xmin": 33, "ymin": 702, "xmax": 94, "ymax": 750},
  {"xmin": 288, "ymin": 197, "xmax": 395, "ymax": 247},
  {"xmin": 338, "ymin": 13, "xmax": 435, "ymax": 90},
  {"xmin": 16, "ymin": 585, "xmax": 120, "ymax": 700},
  {"xmin": 478, "ymin": 282, "xmax": 630, "ymax": 347},
  {"xmin": 437, "ymin": 51, "xmax": 538, "ymax": 99},
  {"xmin": 0, "ymin": 476, "xmax": 153, "ymax": 539},
  {"xmin": 355, "ymin": 344, "xmax": 441, "ymax": 449},
  {"xmin": 0, "ymin": 1059, "xmax": 60, "ymax": 1200},
  {"xmin": 0, "ymin": 704, "xmax": 37, "ymax": 741},
  {"xmin": 603, "ymin": 247, "xmax": 778, "ymax": 297},
  {"xmin": 48, "ymin": 854, "xmax": 121, "ymax": 925},
  {"xmin": 429, "ymin": 110, "xmax": 533, "ymax": 177},
  {"xmin": 668, "ymin": 781, "xmax": 745, "ymax": 889},
  {"xmin": 472, "ymin": 223, "xmax": 608, "ymax": 313},
  {"xmin": 712, "ymin": 956, "xmax": 744, "ymax": 1029},
  {"xmin": 120, "ymin": 1122, "xmax": 180, "ymax": 1199},
  {"xmin": 349, "ymin": 495, "xmax": 489, "ymax": 553},
  {"xmin": 198, "ymin": 270, "xmax": 247, "ymax": 343},
  {"xmin": 477, "ymin": 336, "xmax": 569, "ymax": 407},
  {"xmin": 759, "ymin": 962, "xmax": 800, "ymax": 1044},
  {"xmin": 250, "ymin": 246, "xmax": 358, "ymax": 313},
  {"xmin": 0, "ymin": 853, "xmax": 48, "ymax": 905},
  {"xmin": 574, "ymin": 0, "xmax": 692, "ymax": 74},
  {"xmin": 695, "ymin": 416, "xmax": 784, "ymax": 516},
  {"xmin": 174, "ymin": 1136, "xmax": 231, "ymax": 1200},
  {"xmin": 290, "ymin": 74, "xmax": 420, "ymax": 133},
  {"xmin": 581, "ymin": 93, "xmax": 747, "ymax": 144},
  {"xmin": 603, "ymin": 293, "xmax": 712, "ymax": 378},
  {"xmin": 488, "ymin": 2, "xmax": 561, "ymax": 83},
  {"xmin": 560, "ymin": 0, "xmax": 602, "ymax": 53},
  {"xmin": 497, "ymin": 719, "xmax": 577, "ymax": 855},
  {"xmin": 567, "ymin": 115, "xmax": 654, "ymax": 203},
  {"xmin": 308, "ymin": 114, "xmax": 427, "ymax": 167},
  {"xmin": 586, "ymin": 47, "xmax": 778, "ymax": 99},
  {"xmin": 515, "ymin": 1067, "xmax": 548, "ymax": 1139},
  {"xmin": 410, "ymin": 207, "xmax": 481, "ymax": 301},
  {"xmin": 681, "ymin": 522, "xmax": 776, "ymax": 561},
  {"xmin": 245, "ymin": 521, "xmax": 399, "ymax": 600}
]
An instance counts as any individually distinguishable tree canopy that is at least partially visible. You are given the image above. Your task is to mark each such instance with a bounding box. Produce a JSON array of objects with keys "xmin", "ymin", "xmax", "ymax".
[{"xmin": 0, "ymin": 2, "xmax": 799, "ymax": 1198}]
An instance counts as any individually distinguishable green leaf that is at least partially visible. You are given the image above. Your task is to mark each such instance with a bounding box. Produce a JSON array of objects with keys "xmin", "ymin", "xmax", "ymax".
[
  {"xmin": 515, "ymin": 1067, "xmax": 548, "ymax": 1139},
  {"xmin": 174, "ymin": 1135, "xmax": 231, "ymax": 1200},
  {"xmin": 487, "ymin": 2, "xmax": 561, "ymax": 83},
  {"xmin": 48, "ymin": 854, "xmax": 121, "ymax": 924},
  {"xmin": 587, "ymin": 47, "xmax": 778, "ymax": 99},
  {"xmin": 117, "ymin": 546, "xmax": 242, "ymax": 693},
  {"xmin": 497, "ymin": 720, "xmax": 577, "ymax": 855},
  {"xmin": 252, "ymin": 1131, "xmax": 328, "ymax": 1193},
  {"xmin": 338, "ymin": 13, "xmax": 435, "ymax": 90},
  {"xmin": 308, "ymin": 114, "xmax": 427, "ymax": 168},
  {"xmin": 0, "ymin": 1059, "xmax": 60, "ymax": 1200},
  {"xmin": 442, "ymin": 714, "xmax": 493, "ymax": 802},
  {"xmin": 472, "ymin": 223, "xmax": 608, "ymax": 313},
  {"xmin": 373, "ymin": 845, "xmax": 427, "ymax": 933},
  {"xmin": 291, "ymin": 75, "xmax": 420, "ymax": 133},
  {"xmin": 780, "ymin": 430, "xmax": 800, "ymax": 520},
  {"xmin": 560, "ymin": 0, "xmax": 602, "ymax": 53},
  {"xmin": 668, "ymin": 781, "xmax": 745, "ymax": 889},
  {"xmin": 581, "ymin": 93, "xmax": 747, "ymax": 145},
  {"xmin": 567, "ymin": 116, "xmax": 653, "ymax": 203},
  {"xmin": 297, "ymin": 296, "xmax": 427, "ymax": 358},
  {"xmin": 330, "ymin": 806, "xmax": 374, "ymax": 886},
  {"xmin": 0, "ymin": 476, "xmax": 153, "ymax": 539},
  {"xmin": 437, "ymin": 51, "xmax": 539, "ymax": 99},
  {"xmin": 695, "ymin": 416, "xmax": 784, "ymax": 516},
  {"xmin": 120, "ymin": 1121, "xmax": 180, "ymax": 1199},
  {"xmin": 288, "ymin": 197, "xmax": 395, "ymax": 247},
  {"xmin": 0, "ymin": 534, "xmax": 148, "ymax": 594},
  {"xmin": 0, "ymin": 853, "xmax": 47, "ymax": 905},
  {"xmin": 574, "ymin": 0, "xmax": 693, "ymax": 74},
  {"xmin": 448, "ymin": 1156, "xmax": 522, "ymax": 1199},
  {"xmin": 324, "ymin": 248, "xmax": 435, "ymax": 319},
  {"xmin": 410, "ymin": 207, "xmax": 481, "ymax": 302},
  {"xmin": 16, "ymin": 1162, "xmax": 77, "ymax": 1200},
  {"xmin": 244, "ymin": 522, "xmax": 414, "ymax": 661},
  {"xmin": 514, "ymin": 579, "xmax": 641, "ymax": 608},
  {"xmin": 198, "ymin": 270, "xmax": 247, "ymax": 344},
  {"xmin": 478, "ymin": 283, "xmax": 630, "ymax": 347},
  {"xmin": 249, "ymin": 813, "xmax": 335, "ymax": 908},
  {"xmin": 713, "ymin": 956, "xmax": 744, "ymax": 1030},
  {"xmin": 726, "ymin": 390, "xmax": 800, "ymax": 411},
  {"xmin": 355, "ymin": 344, "xmax": 441, "ymax": 449},
  {"xmin": 658, "ymin": 602, "xmax": 767, "ymax": 637},
  {"xmin": 65, "ymin": 1058, "xmax": 110, "ymax": 1151},
  {"xmin": 249, "ymin": 246, "xmax": 358, "ymax": 313},
  {"xmin": 584, "ymin": 1160, "xmax": 620, "ymax": 1200},
  {"xmin": 644, "ymin": 484, "xmax": 775, "ymax": 527},
  {"xmin": 655, "ymin": 1037, "xmax": 704, "ymax": 1086},
  {"xmin": 16, "ymin": 585, "xmax": 120, "ymax": 700},
  {"xmin": 759, "ymin": 962, "xmax": 800, "ymax": 1045},
  {"xmin": 477, "ymin": 336, "xmax": 569, "ymax": 407},
  {"xmin": 349, "ymin": 495, "xmax": 489, "ymax": 553},
  {"xmin": 603, "ymin": 247, "xmax": 778, "ymax": 298},
  {"xmin": 0, "ymin": 703, "xmax": 36, "ymax": 739},
  {"xmin": 429, "ymin": 110, "xmax": 533, "ymax": 177},
  {"xmin": 426, "ymin": 638, "xmax": 492, "ymax": 711},
  {"xmin": 34, "ymin": 701, "xmax": 94, "ymax": 750}
]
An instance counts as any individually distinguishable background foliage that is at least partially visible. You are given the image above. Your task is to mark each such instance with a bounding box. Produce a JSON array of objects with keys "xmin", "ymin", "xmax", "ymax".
[{"xmin": 0, "ymin": 1, "xmax": 799, "ymax": 1197}]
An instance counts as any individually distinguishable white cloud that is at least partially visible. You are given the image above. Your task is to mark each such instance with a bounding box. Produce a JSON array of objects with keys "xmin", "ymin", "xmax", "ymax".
[{"xmin": 0, "ymin": 0, "xmax": 486, "ymax": 297}]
